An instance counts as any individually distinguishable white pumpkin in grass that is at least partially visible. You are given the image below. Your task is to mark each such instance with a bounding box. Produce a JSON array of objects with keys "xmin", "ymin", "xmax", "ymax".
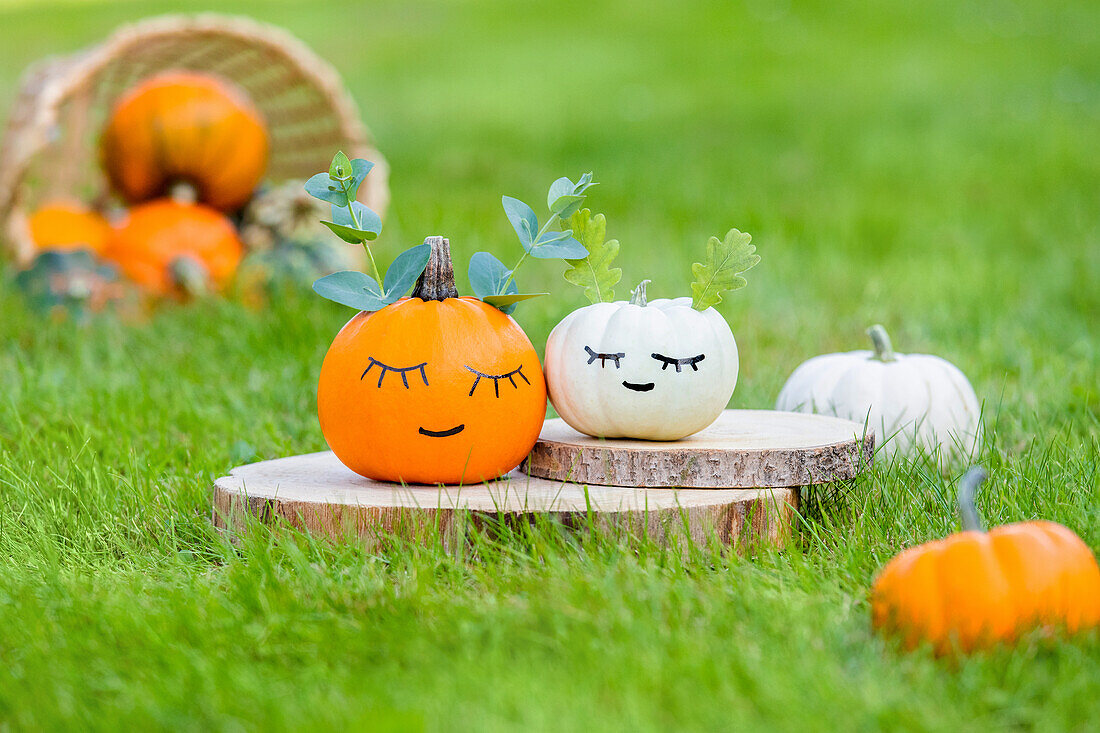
[
  {"xmin": 545, "ymin": 281, "xmax": 739, "ymax": 440},
  {"xmin": 775, "ymin": 325, "xmax": 982, "ymax": 465}
]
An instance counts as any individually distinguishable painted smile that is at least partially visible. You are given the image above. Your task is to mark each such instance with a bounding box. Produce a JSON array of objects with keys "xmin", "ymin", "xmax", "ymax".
[
  {"xmin": 622, "ymin": 381, "xmax": 655, "ymax": 392},
  {"xmin": 418, "ymin": 424, "xmax": 465, "ymax": 438}
]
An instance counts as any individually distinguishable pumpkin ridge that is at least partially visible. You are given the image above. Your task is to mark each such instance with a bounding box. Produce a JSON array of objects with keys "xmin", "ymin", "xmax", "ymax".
[{"xmin": 1031, "ymin": 521, "xmax": 1100, "ymax": 629}]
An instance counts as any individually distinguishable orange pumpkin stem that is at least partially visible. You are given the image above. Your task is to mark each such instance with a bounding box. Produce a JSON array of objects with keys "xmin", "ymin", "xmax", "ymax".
[
  {"xmin": 411, "ymin": 236, "xmax": 459, "ymax": 301},
  {"xmin": 168, "ymin": 181, "xmax": 199, "ymax": 205},
  {"xmin": 169, "ymin": 255, "xmax": 211, "ymax": 298},
  {"xmin": 958, "ymin": 466, "xmax": 988, "ymax": 532}
]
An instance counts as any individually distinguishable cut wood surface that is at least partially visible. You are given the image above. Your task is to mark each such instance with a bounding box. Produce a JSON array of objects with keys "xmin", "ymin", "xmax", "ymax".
[
  {"xmin": 212, "ymin": 451, "xmax": 798, "ymax": 549},
  {"xmin": 523, "ymin": 409, "xmax": 874, "ymax": 488}
]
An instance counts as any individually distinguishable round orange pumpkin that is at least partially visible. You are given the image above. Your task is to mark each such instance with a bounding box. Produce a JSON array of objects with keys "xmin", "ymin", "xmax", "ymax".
[
  {"xmin": 102, "ymin": 199, "xmax": 243, "ymax": 296},
  {"xmin": 317, "ymin": 238, "xmax": 547, "ymax": 485},
  {"xmin": 871, "ymin": 468, "xmax": 1100, "ymax": 654},
  {"xmin": 100, "ymin": 71, "xmax": 269, "ymax": 212},
  {"xmin": 28, "ymin": 202, "xmax": 111, "ymax": 253}
]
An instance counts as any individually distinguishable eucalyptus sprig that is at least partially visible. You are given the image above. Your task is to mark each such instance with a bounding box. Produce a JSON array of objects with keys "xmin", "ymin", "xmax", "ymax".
[
  {"xmin": 306, "ymin": 152, "xmax": 430, "ymax": 311},
  {"xmin": 468, "ymin": 173, "xmax": 596, "ymax": 314}
]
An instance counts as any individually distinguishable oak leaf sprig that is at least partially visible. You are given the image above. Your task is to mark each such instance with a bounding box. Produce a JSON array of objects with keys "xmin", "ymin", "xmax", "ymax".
[
  {"xmin": 562, "ymin": 208, "xmax": 622, "ymax": 304},
  {"xmin": 305, "ymin": 151, "xmax": 430, "ymax": 311},
  {"xmin": 468, "ymin": 173, "xmax": 596, "ymax": 314},
  {"xmin": 689, "ymin": 228, "xmax": 760, "ymax": 311}
]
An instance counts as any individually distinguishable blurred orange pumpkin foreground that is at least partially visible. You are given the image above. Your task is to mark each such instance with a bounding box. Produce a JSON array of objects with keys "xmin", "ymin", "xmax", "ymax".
[
  {"xmin": 871, "ymin": 468, "xmax": 1100, "ymax": 654},
  {"xmin": 103, "ymin": 198, "xmax": 243, "ymax": 297}
]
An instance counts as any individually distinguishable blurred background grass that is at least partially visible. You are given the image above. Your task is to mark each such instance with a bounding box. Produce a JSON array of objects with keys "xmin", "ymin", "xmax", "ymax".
[{"xmin": 0, "ymin": 0, "xmax": 1098, "ymax": 729}]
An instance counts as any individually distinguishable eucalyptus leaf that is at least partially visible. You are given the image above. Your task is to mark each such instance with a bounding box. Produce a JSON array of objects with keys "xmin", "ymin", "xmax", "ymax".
[
  {"xmin": 382, "ymin": 243, "xmax": 431, "ymax": 300},
  {"xmin": 482, "ymin": 292, "xmax": 548, "ymax": 308},
  {"xmin": 313, "ymin": 270, "xmax": 387, "ymax": 311},
  {"xmin": 332, "ymin": 202, "xmax": 382, "ymax": 237},
  {"xmin": 305, "ymin": 173, "xmax": 349, "ymax": 207},
  {"xmin": 502, "ymin": 196, "xmax": 539, "ymax": 247},
  {"xmin": 549, "ymin": 194, "xmax": 586, "ymax": 219},
  {"xmin": 321, "ymin": 220, "xmax": 377, "ymax": 244},
  {"xmin": 572, "ymin": 172, "xmax": 597, "ymax": 195},
  {"xmin": 468, "ymin": 251, "xmax": 516, "ymax": 299},
  {"xmin": 345, "ymin": 159, "xmax": 375, "ymax": 203},
  {"xmin": 546, "ymin": 177, "xmax": 575, "ymax": 211},
  {"xmin": 534, "ymin": 229, "xmax": 573, "ymax": 246},
  {"xmin": 530, "ymin": 235, "xmax": 588, "ymax": 259},
  {"xmin": 329, "ymin": 151, "xmax": 353, "ymax": 180}
]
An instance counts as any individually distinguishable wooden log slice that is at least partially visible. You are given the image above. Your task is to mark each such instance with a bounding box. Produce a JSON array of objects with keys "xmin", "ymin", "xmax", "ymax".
[
  {"xmin": 212, "ymin": 451, "xmax": 798, "ymax": 550},
  {"xmin": 523, "ymin": 409, "xmax": 874, "ymax": 489}
]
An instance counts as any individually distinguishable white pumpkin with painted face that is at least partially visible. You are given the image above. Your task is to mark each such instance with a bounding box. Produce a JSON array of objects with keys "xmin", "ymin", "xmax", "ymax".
[{"xmin": 545, "ymin": 281, "xmax": 739, "ymax": 440}]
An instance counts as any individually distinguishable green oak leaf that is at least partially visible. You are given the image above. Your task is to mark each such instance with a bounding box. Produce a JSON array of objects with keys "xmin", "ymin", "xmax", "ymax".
[
  {"xmin": 562, "ymin": 208, "xmax": 622, "ymax": 304},
  {"xmin": 689, "ymin": 228, "xmax": 760, "ymax": 311}
]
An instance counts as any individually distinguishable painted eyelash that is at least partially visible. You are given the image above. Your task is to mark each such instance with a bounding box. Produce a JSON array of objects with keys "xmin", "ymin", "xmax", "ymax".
[
  {"xmin": 466, "ymin": 365, "xmax": 530, "ymax": 397},
  {"xmin": 362, "ymin": 357, "xmax": 429, "ymax": 388},
  {"xmin": 651, "ymin": 353, "xmax": 706, "ymax": 372},
  {"xmin": 585, "ymin": 345, "xmax": 624, "ymax": 369}
]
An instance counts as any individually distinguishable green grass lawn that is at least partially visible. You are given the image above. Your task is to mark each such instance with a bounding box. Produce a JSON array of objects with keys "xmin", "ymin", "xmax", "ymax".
[{"xmin": 2, "ymin": 0, "xmax": 1099, "ymax": 729}]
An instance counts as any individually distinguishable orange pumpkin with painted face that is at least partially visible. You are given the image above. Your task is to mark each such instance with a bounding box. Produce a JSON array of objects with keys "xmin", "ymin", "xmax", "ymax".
[{"xmin": 317, "ymin": 237, "xmax": 546, "ymax": 484}]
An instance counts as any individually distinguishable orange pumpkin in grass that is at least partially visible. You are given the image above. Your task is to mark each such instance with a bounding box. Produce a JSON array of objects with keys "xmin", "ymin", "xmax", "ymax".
[
  {"xmin": 317, "ymin": 238, "xmax": 547, "ymax": 485},
  {"xmin": 100, "ymin": 71, "xmax": 269, "ymax": 212},
  {"xmin": 871, "ymin": 468, "xmax": 1100, "ymax": 654},
  {"xmin": 28, "ymin": 202, "xmax": 111, "ymax": 253},
  {"xmin": 102, "ymin": 198, "xmax": 243, "ymax": 296}
]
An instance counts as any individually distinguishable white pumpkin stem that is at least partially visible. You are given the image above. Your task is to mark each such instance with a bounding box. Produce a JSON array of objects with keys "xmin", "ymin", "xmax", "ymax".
[
  {"xmin": 630, "ymin": 279, "xmax": 651, "ymax": 306},
  {"xmin": 957, "ymin": 466, "xmax": 987, "ymax": 532},
  {"xmin": 867, "ymin": 324, "xmax": 897, "ymax": 362}
]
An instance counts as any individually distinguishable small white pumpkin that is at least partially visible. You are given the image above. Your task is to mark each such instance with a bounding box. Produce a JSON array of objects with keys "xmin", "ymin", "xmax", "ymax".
[
  {"xmin": 545, "ymin": 280, "xmax": 739, "ymax": 440},
  {"xmin": 775, "ymin": 325, "xmax": 982, "ymax": 465}
]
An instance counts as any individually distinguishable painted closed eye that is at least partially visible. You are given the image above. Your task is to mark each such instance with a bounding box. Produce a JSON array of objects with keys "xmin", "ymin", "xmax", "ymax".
[
  {"xmin": 466, "ymin": 365, "xmax": 530, "ymax": 397},
  {"xmin": 585, "ymin": 345, "xmax": 624, "ymax": 369},
  {"xmin": 362, "ymin": 357, "xmax": 429, "ymax": 388},
  {"xmin": 651, "ymin": 353, "xmax": 706, "ymax": 372}
]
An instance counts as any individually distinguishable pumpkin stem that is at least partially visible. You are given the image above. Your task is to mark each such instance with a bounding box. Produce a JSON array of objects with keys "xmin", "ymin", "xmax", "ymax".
[
  {"xmin": 168, "ymin": 181, "xmax": 199, "ymax": 205},
  {"xmin": 957, "ymin": 466, "xmax": 988, "ymax": 532},
  {"xmin": 867, "ymin": 324, "xmax": 897, "ymax": 362},
  {"xmin": 170, "ymin": 255, "xmax": 210, "ymax": 298},
  {"xmin": 630, "ymin": 279, "xmax": 651, "ymax": 306},
  {"xmin": 411, "ymin": 236, "xmax": 459, "ymax": 302}
]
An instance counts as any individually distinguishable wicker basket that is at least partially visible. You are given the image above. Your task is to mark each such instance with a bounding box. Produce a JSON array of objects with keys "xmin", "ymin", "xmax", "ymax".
[{"xmin": 0, "ymin": 13, "xmax": 388, "ymax": 266}]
